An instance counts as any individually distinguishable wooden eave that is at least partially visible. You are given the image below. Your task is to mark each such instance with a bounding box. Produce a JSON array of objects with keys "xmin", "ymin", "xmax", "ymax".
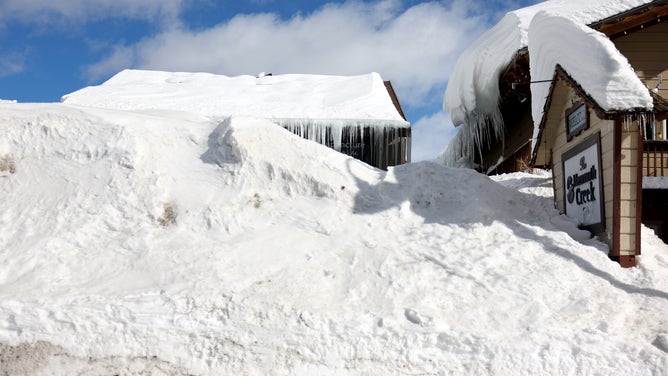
[
  {"xmin": 383, "ymin": 81, "xmax": 408, "ymax": 122},
  {"xmin": 590, "ymin": 1, "xmax": 668, "ymax": 39},
  {"xmin": 499, "ymin": 48, "xmax": 531, "ymax": 104},
  {"xmin": 650, "ymin": 90, "xmax": 668, "ymax": 116}
]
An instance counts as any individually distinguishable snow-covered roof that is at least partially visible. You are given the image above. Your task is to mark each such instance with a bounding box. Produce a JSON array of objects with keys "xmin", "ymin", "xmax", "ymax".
[
  {"xmin": 528, "ymin": 9, "xmax": 653, "ymax": 143},
  {"xmin": 442, "ymin": 0, "xmax": 656, "ymax": 162},
  {"xmin": 63, "ymin": 70, "xmax": 409, "ymax": 128}
]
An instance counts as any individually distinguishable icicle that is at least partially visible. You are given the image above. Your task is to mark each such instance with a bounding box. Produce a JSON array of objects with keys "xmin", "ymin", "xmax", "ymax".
[
  {"xmin": 331, "ymin": 123, "xmax": 343, "ymax": 152},
  {"xmin": 623, "ymin": 114, "xmax": 634, "ymax": 132},
  {"xmin": 637, "ymin": 112, "xmax": 655, "ymax": 140},
  {"xmin": 273, "ymin": 118, "xmax": 409, "ymax": 169},
  {"xmin": 438, "ymin": 108, "xmax": 504, "ymax": 169}
]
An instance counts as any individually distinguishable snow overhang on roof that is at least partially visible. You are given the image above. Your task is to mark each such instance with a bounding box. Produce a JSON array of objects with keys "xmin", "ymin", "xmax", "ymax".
[
  {"xmin": 442, "ymin": 0, "xmax": 657, "ymax": 160},
  {"xmin": 528, "ymin": 10, "xmax": 653, "ymax": 146},
  {"xmin": 62, "ymin": 70, "xmax": 409, "ymax": 128}
]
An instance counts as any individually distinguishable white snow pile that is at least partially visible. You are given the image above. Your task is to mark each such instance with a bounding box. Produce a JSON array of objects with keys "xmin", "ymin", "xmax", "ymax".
[
  {"xmin": 441, "ymin": 0, "xmax": 655, "ymax": 165},
  {"xmin": 1, "ymin": 99, "xmax": 667, "ymax": 375}
]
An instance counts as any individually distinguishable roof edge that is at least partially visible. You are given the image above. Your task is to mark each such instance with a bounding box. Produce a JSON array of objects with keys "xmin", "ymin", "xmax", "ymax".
[
  {"xmin": 531, "ymin": 64, "xmax": 659, "ymax": 165},
  {"xmin": 588, "ymin": 0, "xmax": 668, "ymax": 32}
]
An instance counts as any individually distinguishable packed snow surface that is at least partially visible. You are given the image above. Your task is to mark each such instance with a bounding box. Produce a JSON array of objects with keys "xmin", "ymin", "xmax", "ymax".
[
  {"xmin": 441, "ymin": 0, "xmax": 654, "ymax": 164},
  {"xmin": 643, "ymin": 176, "xmax": 668, "ymax": 189},
  {"xmin": 1, "ymin": 101, "xmax": 667, "ymax": 375},
  {"xmin": 62, "ymin": 69, "xmax": 409, "ymax": 127}
]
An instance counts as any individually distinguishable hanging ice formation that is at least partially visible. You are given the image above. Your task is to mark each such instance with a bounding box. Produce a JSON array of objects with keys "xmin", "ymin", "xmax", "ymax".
[
  {"xmin": 275, "ymin": 118, "xmax": 410, "ymax": 169},
  {"xmin": 438, "ymin": 107, "xmax": 505, "ymax": 169},
  {"xmin": 627, "ymin": 112, "xmax": 655, "ymax": 139}
]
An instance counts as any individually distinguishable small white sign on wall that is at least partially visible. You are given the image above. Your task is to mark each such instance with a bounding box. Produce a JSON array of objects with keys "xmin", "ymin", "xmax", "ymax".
[
  {"xmin": 566, "ymin": 103, "xmax": 589, "ymax": 141},
  {"xmin": 562, "ymin": 133, "xmax": 605, "ymax": 233}
]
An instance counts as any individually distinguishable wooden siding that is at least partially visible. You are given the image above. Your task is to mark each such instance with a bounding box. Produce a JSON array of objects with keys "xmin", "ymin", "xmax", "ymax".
[
  {"xmin": 618, "ymin": 121, "xmax": 642, "ymax": 256},
  {"xmin": 481, "ymin": 109, "xmax": 533, "ymax": 173},
  {"xmin": 613, "ymin": 20, "xmax": 668, "ymax": 100},
  {"xmin": 539, "ymin": 80, "xmax": 616, "ymax": 249}
]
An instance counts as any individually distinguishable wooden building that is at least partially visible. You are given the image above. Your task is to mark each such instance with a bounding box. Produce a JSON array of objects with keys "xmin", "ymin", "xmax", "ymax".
[
  {"xmin": 63, "ymin": 70, "xmax": 411, "ymax": 170},
  {"xmin": 532, "ymin": 67, "xmax": 668, "ymax": 267},
  {"xmin": 443, "ymin": 0, "xmax": 668, "ymax": 267},
  {"xmin": 534, "ymin": 2, "xmax": 668, "ymax": 267},
  {"xmin": 280, "ymin": 80, "xmax": 410, "ymax": 170}
]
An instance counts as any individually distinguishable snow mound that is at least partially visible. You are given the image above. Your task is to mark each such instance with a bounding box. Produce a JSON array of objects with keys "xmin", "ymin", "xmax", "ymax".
[
  {"xmin": 1, "ymin": 101, "xmax": 667, "ymax": 375},
  {"xmin": 204, "ymin": 116, "xmax": 381, "ymax": 200}
]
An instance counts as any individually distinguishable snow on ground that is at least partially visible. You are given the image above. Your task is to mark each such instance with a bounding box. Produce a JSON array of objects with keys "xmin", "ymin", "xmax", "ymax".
[{"xmin": 1, "ymin": 101, "xmax": 667, "ymax": 375}]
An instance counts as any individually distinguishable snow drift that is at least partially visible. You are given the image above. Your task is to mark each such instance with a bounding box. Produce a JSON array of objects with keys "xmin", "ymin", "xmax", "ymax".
[{"xmin": 1, "ymin": 100, "xmax": 667, "ymax": 375}]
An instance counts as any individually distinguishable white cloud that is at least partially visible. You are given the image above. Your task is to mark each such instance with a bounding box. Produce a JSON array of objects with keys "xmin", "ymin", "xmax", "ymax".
[
  {"xmin": 80, "ymin": 0, "xmax": 491, "ymax": 161},
  {"xmin": 410, "ymin": 111, "xmax": 459, "ymax": 162},
  {"xmin": 0, "ymin": 59, "xmax": 24, "ymax": 77},
  {"xmin": 0, "ymin": 50, "xmax": 26, "ymax": 77},
  {"xmin": 0, "ymin": 0, "xmax": 187, "ymax": 26},
  {"xmin": 84, "ymin": 45, "xmax": 135, "ymax": 84},
  {"xmin": 85, "ymin": 0, "xmax": 485, "ymax": 109}
]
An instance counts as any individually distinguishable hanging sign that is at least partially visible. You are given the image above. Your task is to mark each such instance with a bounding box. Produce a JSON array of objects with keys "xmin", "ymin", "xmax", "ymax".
[
  {"xmin": 566, "ymin": 102, "xmax": 589, "ymax": 141},
  {"xmin": 562, "ymin": 133, "xmax": 605, "ymax": 233}
]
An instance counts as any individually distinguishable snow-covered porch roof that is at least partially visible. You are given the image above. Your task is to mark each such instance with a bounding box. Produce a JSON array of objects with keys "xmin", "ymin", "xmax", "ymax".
[{"xmin": 529, "ymin": 64, "xmax": 668, "ymax": 165}]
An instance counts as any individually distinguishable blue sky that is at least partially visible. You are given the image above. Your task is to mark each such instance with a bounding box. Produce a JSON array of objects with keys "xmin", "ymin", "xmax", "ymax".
[{"xmin": 0, "ymin": 0, "xmax": 538, "ymax": 161}]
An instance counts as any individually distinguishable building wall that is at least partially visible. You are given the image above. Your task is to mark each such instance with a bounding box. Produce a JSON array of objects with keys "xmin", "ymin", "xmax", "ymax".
[
  {"xmin": 613, "ymin": 15, "xmax": 668, "ymax": 257},
  {"xmin": 484, "ymin": 97, "xmax": 533, "ymax": 174},
  {"xmin": 619, "ymin": 120, "xmax": 642, "ymax": 256},
  {"xmin": 613, "ymin": 20, "xmax": 668, "ymax": 100},
  {"xmin": 537, "ymin": 80, "xmax": 616, "ymax": 249}
]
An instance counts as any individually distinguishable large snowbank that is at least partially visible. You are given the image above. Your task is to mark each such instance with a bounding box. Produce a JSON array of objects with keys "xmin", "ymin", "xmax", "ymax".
[
  {"xmin": 442, "ymin": 0, "xmax": 655, "ymax": 164},
  {"xmin": 1, "ymin": 101, "xmax": 667, "ymax": 374}
]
